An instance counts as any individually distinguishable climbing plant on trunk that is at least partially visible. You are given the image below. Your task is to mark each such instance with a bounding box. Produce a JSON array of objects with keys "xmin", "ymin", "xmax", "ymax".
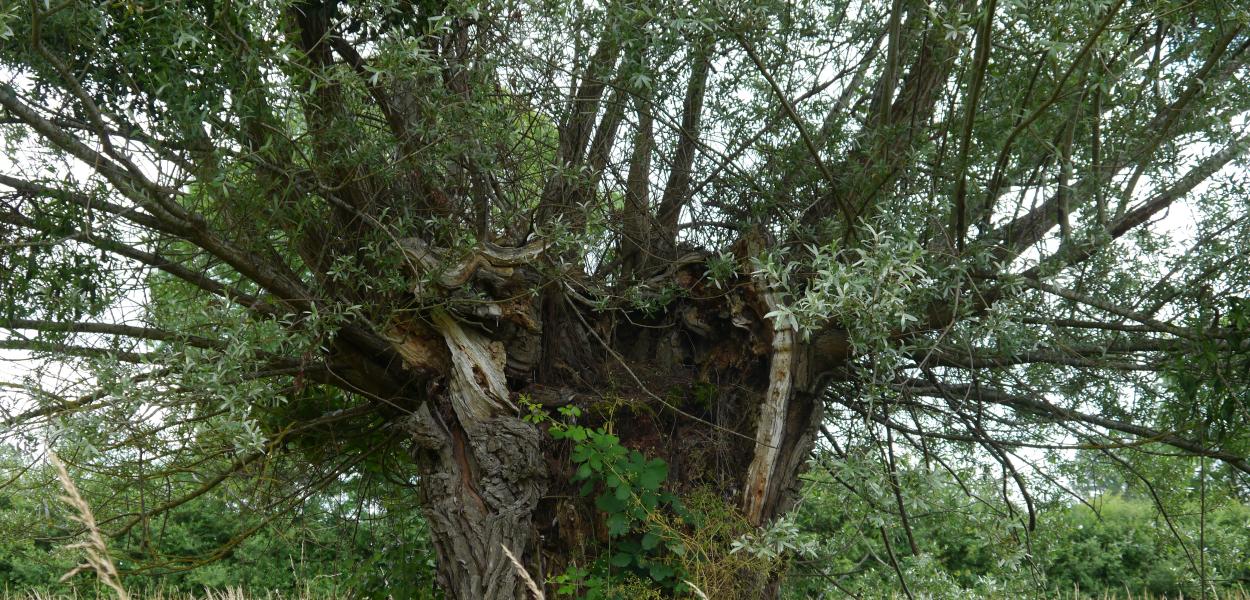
[{"xmin": 3, "ymin": 0, "xmax": 1250, "ymax": 598}]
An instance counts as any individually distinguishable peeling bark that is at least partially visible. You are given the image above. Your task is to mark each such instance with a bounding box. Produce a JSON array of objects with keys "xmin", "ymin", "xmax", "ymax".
[
  {"xmin": 399, "ymin": 310, "xmax": 547, "ymax": 600},
  {"xmin": 743, "ymin": 292, "xmax": 797, "ymax": 525}
]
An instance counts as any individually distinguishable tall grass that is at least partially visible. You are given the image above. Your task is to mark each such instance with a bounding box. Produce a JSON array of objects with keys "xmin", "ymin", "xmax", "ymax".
[{"xmin": 48, "ymin": 454, "xmax": 127, "ymax": 600}]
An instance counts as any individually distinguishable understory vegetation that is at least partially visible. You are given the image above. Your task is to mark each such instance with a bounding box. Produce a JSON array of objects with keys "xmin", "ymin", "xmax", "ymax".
[{"xmin": 3, "ymin": 440, "xmax": 1247, "ymax": 599}]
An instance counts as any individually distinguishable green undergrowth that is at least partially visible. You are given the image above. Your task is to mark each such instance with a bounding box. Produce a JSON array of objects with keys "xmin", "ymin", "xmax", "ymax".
[
  {"xmin": 4, "ymin": 586, "xmax": 1249, "ymax": 599},
  {"xmin": 523, "ymin": 399, "xmax": 784, "ymax": 599}
]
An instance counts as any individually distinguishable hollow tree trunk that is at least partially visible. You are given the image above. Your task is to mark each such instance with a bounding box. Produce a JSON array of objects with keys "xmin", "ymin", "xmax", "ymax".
[{"xmin": 390, "ymin": 261, "xmax": 837, "ymax": 599}]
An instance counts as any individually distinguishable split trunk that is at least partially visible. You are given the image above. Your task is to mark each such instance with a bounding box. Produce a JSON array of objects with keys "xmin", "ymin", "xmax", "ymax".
[{"xmin": 390, "ymin": 265, "xmax": 845, "ymax": 599}]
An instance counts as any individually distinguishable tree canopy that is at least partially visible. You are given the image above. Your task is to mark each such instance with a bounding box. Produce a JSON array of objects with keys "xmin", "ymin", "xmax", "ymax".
[{"xmin": 1, "ymin": 0, "xmax": 1249, "ymax": 597}]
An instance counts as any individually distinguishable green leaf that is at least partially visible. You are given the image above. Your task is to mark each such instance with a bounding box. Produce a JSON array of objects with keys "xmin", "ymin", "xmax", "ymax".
[
  {"xmin": 648, "ymin": 563, "xmax": 675, "ymax": 581},
  {"xmin": 578, "ymin": 480, "xmax": 596, "ymax": 497},
  {"xmin": 596, "ymin": 493, "xmax": 626, "ymax": 514},
  {"xmin": 638, "ymin": 460, "xmax": 668, "ymax": 491},
  {"xmin": 609, "ymin": 551, "xmax": 633, "ymax": 567},
  {"xmin": 614, "ymin": 482, "xmax": 631, "ymax": 501},
  {"xmin": 606, "ymin": 513, "xmax": 631, "ymax": 537}
]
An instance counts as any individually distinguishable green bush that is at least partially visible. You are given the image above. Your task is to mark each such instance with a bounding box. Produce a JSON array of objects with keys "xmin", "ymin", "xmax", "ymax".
[
  {"xmin": 1036, "ymin": 494, "xmax": 1250, "ymax": 596},
  {"xmin": 781, "ymin": 450, "xmax": 1250, "ymax": 599}
]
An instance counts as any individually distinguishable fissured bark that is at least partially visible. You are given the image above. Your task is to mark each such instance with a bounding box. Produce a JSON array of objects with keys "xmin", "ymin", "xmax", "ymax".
[{"xmin": 395, "ymin": 275, "xmax": 835, "ymax": 599}]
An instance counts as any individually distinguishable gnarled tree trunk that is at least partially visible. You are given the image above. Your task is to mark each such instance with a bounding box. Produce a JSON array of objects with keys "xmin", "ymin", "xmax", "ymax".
[
  {"xmin": 396, "ymin": 309, "xmax": 545, "ymax": 599},
  {"xmin": 391, "ymin": 258, "xmax": 841, "ymax": 599}
]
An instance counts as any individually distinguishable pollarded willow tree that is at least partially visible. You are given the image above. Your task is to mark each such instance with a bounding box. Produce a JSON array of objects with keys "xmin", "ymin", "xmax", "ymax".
[{"xmin": 2, "ymin": 0, "xmax": 1249, "ymax": 597}]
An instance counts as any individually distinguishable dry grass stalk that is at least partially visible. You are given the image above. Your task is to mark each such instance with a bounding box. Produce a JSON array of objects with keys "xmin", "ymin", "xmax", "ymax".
[
  {"xmin": 683, "ymin": 580, "xmax": 711, "ymax": 600},
  {"xmin": 500, "ymin": 544, "xmax": 544, "ymax": 600},
  {"xmin": 48, "ymin": 453, "xmax": 130, "ymax": 600}
]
